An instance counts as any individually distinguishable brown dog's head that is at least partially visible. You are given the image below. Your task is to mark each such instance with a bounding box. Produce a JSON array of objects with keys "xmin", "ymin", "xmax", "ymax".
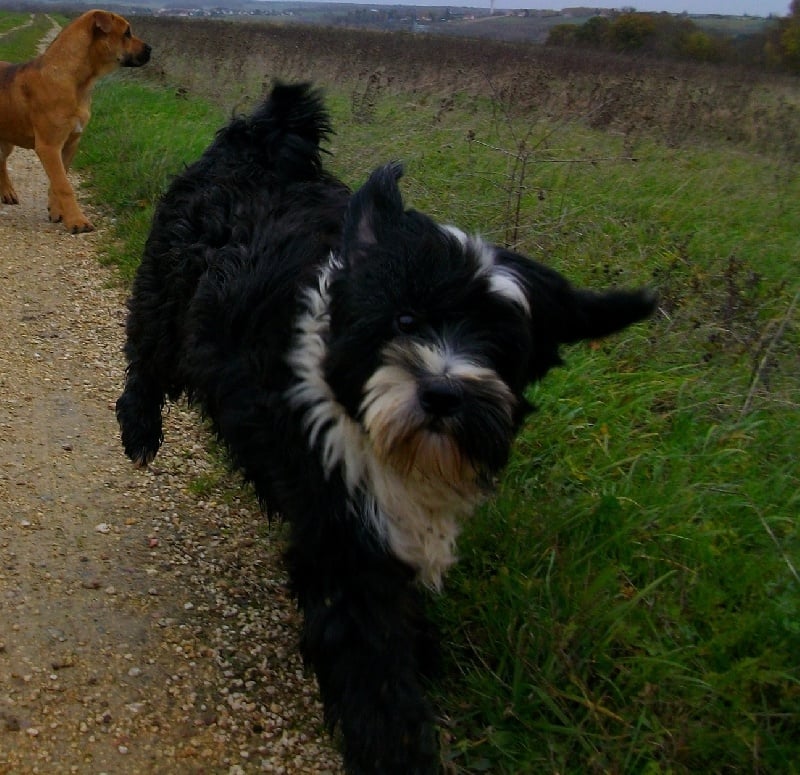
[{"xmin": 87, "ymin": 10, "xmax": 151, "ymax": 73}]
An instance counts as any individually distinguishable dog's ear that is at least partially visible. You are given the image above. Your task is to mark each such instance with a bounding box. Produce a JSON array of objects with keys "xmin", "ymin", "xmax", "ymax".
[
  {"xmin": 342, "ymin": 162, "xmax": 404, "ymax": 264},
  {"xmin": 92, "ymin": 11, "xmax": 115, "ymax": 35},
  {"xmin": 499, "ymin": 252, "xmax": 656, "ymax": 380},
  {"xmin": 557, "ymin": 286, "xmax": 657, "ymax": 344}
]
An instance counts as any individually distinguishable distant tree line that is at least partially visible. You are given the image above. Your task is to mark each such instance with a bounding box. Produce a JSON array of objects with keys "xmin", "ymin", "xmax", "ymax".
[
  {"xmin": 766, "ymin": 0, "xmax": 800, "ymax": 70},
  {"xmin": 547, "ymin": 5, "xmax": 800, "ymax": 72}
]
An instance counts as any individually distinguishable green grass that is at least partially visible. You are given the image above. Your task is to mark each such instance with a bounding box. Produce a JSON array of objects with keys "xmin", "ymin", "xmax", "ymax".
[
  {"xmin": 27, "ymin": 23, "xmax": 800, "ymax": 773},
  {"xmin": 0, "ymin": 12, "xmax": 53, "ymax": 61},
  {"xmin": 438, "ymin": 359, "xmax": 799, "ymax": 772},
  {"xmin": 73, "ymin": 76, "xmax": 225, "ymax": 280},
  {"xmin": 0, "ymin": 11, "xmax": 31, "ymax": 35}
]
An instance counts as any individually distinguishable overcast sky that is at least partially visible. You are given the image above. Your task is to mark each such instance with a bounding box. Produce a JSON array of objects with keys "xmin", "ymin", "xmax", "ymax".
[
  {"xmin": 487, "ymin": 0, "xmax": 789, "ymax": 14},
  {"xmin": 306, "ymin": 0, "xmax": 790, "ymax": 16}
]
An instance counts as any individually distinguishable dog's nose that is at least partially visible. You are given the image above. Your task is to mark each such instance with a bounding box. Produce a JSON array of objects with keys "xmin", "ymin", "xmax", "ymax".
[{"xmin": 419, "ymin": 381, "xmax": 462, "ymax": 418}]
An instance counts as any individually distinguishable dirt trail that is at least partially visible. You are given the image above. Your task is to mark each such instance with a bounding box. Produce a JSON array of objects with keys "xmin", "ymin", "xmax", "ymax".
[
  {"xmin": 0, "ymin": 24, "xmax": 342, "ymax": 775},
  {"xmin": 0, "ymin": 14, "xmax": 35, "ymax": 38}
]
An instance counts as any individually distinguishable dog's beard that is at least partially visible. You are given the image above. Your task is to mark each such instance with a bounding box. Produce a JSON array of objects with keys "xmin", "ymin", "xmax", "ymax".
[
  {"xmin": 362, "ymin": 365, "xmax": 473, "ymax": 483},
  {"xmin": 358, "ymin": 346, "xmax": 515, "ymax": 588},
  {"xmin": 361, "ymin": 342, "xmax": 516, "ymax": 489}
]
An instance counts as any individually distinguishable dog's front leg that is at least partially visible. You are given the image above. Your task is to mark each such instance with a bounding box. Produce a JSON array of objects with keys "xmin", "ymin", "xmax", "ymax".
[
  {"xmin": 116, "ymin": 367, "xmax": 165, "ymax": 468},
  {"xmin": 35, "ymin": 138, "xmax": 93, "ymax": 233},
  {"xmin": 0, "ymin": 141, "xmax": 19, "ymax": 204},
  {"xmin": 292, "ymin": 542, "xmax": 441, "ymax": 774}
]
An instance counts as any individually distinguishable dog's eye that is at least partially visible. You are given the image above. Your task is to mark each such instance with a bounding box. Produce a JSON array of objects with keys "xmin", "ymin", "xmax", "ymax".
[{"xmin": 394, "ymin": 314, "xmax": 418, "ymax": 334}]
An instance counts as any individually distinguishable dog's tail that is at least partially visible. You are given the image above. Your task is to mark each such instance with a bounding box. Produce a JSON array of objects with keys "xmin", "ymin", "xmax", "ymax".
[{"xmin": 213, "ymin": 82, "xmax": 332, "ymax": 179}]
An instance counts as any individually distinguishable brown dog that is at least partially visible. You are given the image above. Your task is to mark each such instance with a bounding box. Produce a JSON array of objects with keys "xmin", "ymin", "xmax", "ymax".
[{"xmin": 0, "ymin": 10, "xmax": 151, "ymax": 233}]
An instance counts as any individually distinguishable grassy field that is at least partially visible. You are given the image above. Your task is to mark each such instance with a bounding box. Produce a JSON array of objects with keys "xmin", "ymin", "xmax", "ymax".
[
  {"xmin": 3, "ymin": 14, "xmax": 798, "ymax": 774},
  {"xmin": 0, "ymin": 11, "xmax": 55, "ymax": 61},
  {"xmin": 0, "ymin": 11, "xmax": 29, "ymax": 33}
]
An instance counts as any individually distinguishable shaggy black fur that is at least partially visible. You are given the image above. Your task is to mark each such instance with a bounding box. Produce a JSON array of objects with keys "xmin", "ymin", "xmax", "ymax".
[{"xmin": 116, "ymin": 82, "xmax": 655, "ymax": 774}]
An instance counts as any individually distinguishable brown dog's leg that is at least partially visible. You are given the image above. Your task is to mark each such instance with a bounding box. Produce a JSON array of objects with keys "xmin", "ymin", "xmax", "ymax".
[
  {"xmin": 37, "ymin": 140, "xmax": 93, "ymax": 233},
  {"xmin": 0, "ymin": 142, "xmax": 20, "ymax": 205}
]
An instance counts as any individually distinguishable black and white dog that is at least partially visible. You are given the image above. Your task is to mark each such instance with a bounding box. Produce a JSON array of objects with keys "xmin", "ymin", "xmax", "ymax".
[{"xmin": 116, "ymin": 83, "xmax": 654, "ymax": 774}]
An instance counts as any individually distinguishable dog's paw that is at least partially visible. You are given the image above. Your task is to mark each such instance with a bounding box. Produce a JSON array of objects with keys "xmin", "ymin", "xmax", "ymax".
[
  {"xmin": 58, "ymin": 212, "xmax": 94, "ymax": 233},
  {"xmin": 116, "ymin": 389, "xmax": 164, "ymax": 466},
  {"xmin": 47, "ymin": 202, "xmax": 93, "ymax": 232},
  {"xmin": 119, "ymin": 426, "xmax": 162, "ymax": 467},
  {"xmin": 47, "ymin": 201, "xmax": 62, "ymax": 222},
  {"xmin": 340, "ymin": 706, "xmax": 440, "ymax": 775},
  {"xmin": 67, "ymin": 219, "xmax": 95, "ymax": 234},
  {"xmin": 131, "ymin": 452, "xmax": 156, "ymax": 469},
  {"xmin": 121, "ymin": 434, "xmax": 161, "ymax": 468},
  {"xmin": 1, "ymin": 189, "xmax": 20, "ymax": 205}
]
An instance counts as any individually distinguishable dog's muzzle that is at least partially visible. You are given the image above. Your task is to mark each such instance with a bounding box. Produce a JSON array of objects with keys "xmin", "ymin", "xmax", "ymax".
[
  {"xmin": 418, "ymin": 379, "xmax": 463, "ymax": 420},
  {"xmin": 123, "ymin": 44, "xmax": 152, "ymax": 67}
]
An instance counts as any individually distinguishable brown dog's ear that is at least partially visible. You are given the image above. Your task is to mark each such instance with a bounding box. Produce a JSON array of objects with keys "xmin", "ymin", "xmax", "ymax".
[{"xmin": 92, "ymin": 11, "xmax": 115, "ymax": 35}]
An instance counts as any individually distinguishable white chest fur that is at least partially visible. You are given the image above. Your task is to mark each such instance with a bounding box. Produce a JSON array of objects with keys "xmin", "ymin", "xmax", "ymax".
[{"xmin": 286, "ymin": 261, "xmax": 484, "ymax": 588}]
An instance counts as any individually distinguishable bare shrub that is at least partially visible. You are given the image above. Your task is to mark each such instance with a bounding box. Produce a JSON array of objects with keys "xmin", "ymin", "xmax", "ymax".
[
  {"xmin": 130, "ymin": 17, "xmax": 799, "ymax": 160},
  {"xmin": 350, "ymin": 69, "xmax": 385, "ymax": 124}
]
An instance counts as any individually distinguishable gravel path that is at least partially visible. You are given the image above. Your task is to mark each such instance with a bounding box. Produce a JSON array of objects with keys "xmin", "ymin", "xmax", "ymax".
[{"xmin": 0, "ymin": 69, "xmax": 343, "ymax": 775}]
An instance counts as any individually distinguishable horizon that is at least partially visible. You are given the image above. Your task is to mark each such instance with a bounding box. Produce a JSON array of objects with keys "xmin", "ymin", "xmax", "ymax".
[
  {"xmin": 268, "ymin": 0, "xmax": 790, "ymax": 17},
  {"xmin": 9, "ymin": 0, "xmax": 791, "ymax": 18}
]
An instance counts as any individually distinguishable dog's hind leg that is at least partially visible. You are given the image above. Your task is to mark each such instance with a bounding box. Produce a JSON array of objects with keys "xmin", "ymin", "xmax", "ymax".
[{"xmin": 0, "ymin": 142, "xmax": 20, "ymax": 204}]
